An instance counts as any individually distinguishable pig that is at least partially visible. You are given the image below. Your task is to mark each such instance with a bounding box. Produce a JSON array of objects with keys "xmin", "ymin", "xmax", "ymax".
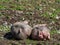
[
  {"xmin": 10, "ymin": 20, "xmax": 32, "ymax": 40},
  {"xmin": 31, "ymin": 24, "xmax": 50, "ymax": 40}
]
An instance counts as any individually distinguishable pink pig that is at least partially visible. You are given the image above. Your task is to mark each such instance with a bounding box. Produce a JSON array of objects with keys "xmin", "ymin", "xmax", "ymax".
[{"xmin": 31, "ymin": 24, "xmax": 50, "ymax": 40}]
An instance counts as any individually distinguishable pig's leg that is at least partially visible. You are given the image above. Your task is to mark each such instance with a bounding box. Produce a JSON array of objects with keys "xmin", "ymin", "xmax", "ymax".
[{"xmin": 47, "ymin": 33, "xmax": 50, "ymax": 40}]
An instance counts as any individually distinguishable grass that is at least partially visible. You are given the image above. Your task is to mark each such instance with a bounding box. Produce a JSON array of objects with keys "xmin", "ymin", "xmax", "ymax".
[
  {"xmin": 0, "ymin": 23, "xmax": 59, "ymax": 45},
  {"xmin": 0, "ymin": 0, "xmax": 60, "ymax": 18},
  {"xmin": 0, "ymin": 0, "xmax": 60, "ymax": 45},
  {"xmin": 0, "ymin": 25, "xmax": 10, "ymax": 32}
]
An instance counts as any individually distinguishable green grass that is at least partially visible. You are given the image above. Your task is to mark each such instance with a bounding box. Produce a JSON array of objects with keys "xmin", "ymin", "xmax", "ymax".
[
  {"xmin": 0, "ymin": 0, "xmax": 60, "ymax": 45},
  {"xmin": 50, "ymin": 30, "xmax": 58, "ymax": 35},
  {"xmin": 0, "ymin": 0, "xmax": 60, "ymax": 18},
  {"xmin": 0, "ymin": 24, "xmax": 59, "ymax": 45},
  {"xmin": 0, "ymin": 25, "xmax": 10, "ymax": 32}
]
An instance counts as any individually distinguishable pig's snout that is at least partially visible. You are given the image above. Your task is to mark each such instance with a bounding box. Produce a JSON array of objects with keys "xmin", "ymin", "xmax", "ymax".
[
  {"xmin": 43, "ymin": 31, "xmax": 50, "ymax": 40},
  {"xmin": 38, "ymin": 31, "xmax": 43, "ymax": 39},
  {"xmin": 38, "ymin": 31, "xmax": 50, "ymax": 40}
]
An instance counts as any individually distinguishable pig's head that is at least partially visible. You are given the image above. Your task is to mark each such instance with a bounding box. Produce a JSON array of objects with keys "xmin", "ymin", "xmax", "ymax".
[
  {"xmin": 32, "ymin": 24, "xmax": 50, "ymax": 40},
  {"xmin": 38, "ymin": 30, "xmax": 50, "ymax": 40}
]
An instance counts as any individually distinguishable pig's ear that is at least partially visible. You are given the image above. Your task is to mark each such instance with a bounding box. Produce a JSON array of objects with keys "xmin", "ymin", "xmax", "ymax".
[{"xmin": 23, "ymin": 20, "xmax": 29, "ymax": 24}]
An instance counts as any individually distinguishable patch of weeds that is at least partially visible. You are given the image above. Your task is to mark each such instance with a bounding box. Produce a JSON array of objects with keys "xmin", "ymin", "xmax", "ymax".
[
  {"xmin": 50, "ymin": 30, "xmax": 58, "ymax": 35},
  {"xmin": 50, "ymin": 12, "xmax": 57, "ymax": 18},
  {"xmin": 19, "ymin": 39, "xmax": 39, "ymax": 45},
  {"xmin": 0, "ymin": 12, "xmax": 3, "ymax": 16},
  {"xmin": 0, "ymin": 25, "xmax": 10, "ymax": 32},
  {"xmin": 25, "ymin": 11, "xmax": 34, "ymax": 15},
  {"xmin": 56, "ymin": 0, "xmax": 60, "ymax": 3},
  {"xmin": 35, "ymin": 5, "xmax": 42, "ymax": 10},
  {"xmin": 16, "ymin": 5, "xmax": 25, "ymax": 10},
  {"xmin": 0, "ymin": 5, "xmax": 6, "ymax": 10},
  {"xmin": 8, "ymin": 3, "xmax": 18, "ymax": 10},
  {"xmin": 5, "ymin": 15, "xmax": 11, "ymax": 19},
  {"xmin": 42, "ymin": 11, "xmax": 57, "ymax": 19},
  {"xmin": 0, "ymin": 0, "xmax": 11, "ymax": 2},
  {"xmin": 55, "ymin": 8, "xmax": 60, "ymax": 13},
  {"xmin": 25, "ymin": 4, "xmax": 35, "ymax": 11}
]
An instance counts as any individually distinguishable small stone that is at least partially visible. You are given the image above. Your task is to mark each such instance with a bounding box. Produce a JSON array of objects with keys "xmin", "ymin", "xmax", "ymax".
[
  {"xmin": 55, "ymin": 16, "xmax": 60, "ymax": 19},
  {"xmin": 57, "ymin": 30, "xmax": 60, "ymax": 34},
  {"xmin": 3, "ymin": 21, "xmax": 8, "ymax": 26},
  {"xmin": 16, "ymin": 10, "xmax": 23, "ymax": 14},
  {"xmin": 22, "ymin": 18, "xmax": 25, "ymax": 20}
]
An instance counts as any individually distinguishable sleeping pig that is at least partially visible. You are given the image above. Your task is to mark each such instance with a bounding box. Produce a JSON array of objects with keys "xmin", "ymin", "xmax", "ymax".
[
  {"xmin": 31, "ymin": 24, "xmax": 50, "ymax": 40},
  {"xmin": 10, "ymin": 20, "xmax": 32, "ymax": 40}
]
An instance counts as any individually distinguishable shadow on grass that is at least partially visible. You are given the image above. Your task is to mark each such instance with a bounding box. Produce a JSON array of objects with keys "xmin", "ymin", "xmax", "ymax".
[
  {"xmin": 4, "ymin": 32, "xmax": 14, "ymax": 40},
  {"xmin": 4, "ymin": 32, "xmax": 22, "ymax": 40},
  {"xmin": 4, "ymin": 32, "xmax": 33, "ymax": 41}
]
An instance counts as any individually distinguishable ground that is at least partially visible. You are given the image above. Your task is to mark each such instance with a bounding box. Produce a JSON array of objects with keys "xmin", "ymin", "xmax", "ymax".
[
  {"xmin": 0, "ymin": 0, "xmax": 60, "ymax": 45},
  {"xmin": 0, "ymin": 31, "xmax": 60, "ymax": 45}
]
